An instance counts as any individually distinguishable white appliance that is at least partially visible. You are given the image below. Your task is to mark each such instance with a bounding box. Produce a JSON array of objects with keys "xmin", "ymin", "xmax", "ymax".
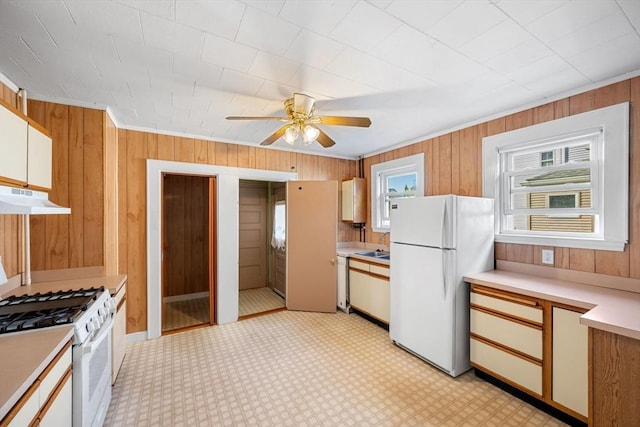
[
  {"xmin": 389, "ymin": 195, "xmax": 494, "ymax": 377},
  {"xmin": 336, "ymin": 255, "xmax": 350, "ymax": 312}
]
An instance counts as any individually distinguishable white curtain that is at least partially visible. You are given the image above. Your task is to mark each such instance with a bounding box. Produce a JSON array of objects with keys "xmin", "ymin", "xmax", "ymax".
[{"xmin": 271, "ymin": 200, "xmax": 286, "ymax": 251}]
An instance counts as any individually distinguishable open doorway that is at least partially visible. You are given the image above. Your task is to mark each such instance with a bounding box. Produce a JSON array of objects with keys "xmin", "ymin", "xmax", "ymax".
[
  {"xmin": 238, "ymin": 180, "xmax": 285, "ymax": 318},
  {"xmin": 162, "ymin": 173, "xmax": 216, "ymax": 333}
]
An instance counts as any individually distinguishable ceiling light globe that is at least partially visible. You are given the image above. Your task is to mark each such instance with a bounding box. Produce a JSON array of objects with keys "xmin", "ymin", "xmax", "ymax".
[
  {"xmin": 284, "ymin": 126, "xmax": 299, "ymax": 145},
  {"xmin": 302, "ymin": 125, "xmax": 320, "ymax": 144}
]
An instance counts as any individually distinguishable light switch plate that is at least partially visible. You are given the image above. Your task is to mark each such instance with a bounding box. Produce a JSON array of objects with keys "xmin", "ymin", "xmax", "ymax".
[{"xmin": 541, "ymin": 249, "xmax": 554, "ymax": 265}]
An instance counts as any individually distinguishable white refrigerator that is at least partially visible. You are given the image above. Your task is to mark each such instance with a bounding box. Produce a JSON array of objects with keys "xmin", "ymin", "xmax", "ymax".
[{"xmin": 389, "ymin": 195, "xmax": 494, "ymax": 377}]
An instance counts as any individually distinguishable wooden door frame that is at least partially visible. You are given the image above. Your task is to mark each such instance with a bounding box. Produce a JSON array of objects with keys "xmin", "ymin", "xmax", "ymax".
[
  {"xmin": 160, "ymin": 173, "xmax": 217, "ymax": 332},
  {"xmin": 208, "ymin": 176, "xmax": 217, "ymax": 325}
]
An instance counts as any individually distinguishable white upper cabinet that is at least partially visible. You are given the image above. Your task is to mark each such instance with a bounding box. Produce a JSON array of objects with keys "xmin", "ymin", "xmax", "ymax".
[
  {"xmin": 0, "ymin": 101, "xmax": 52, "ymax": 191},
  {"xmin": 0, "ymin": 102, "xmax": 29, "ymax": 186},
  {"xmin": 27, "ymin": 123, "xmax": 53, "ymax": 190}
]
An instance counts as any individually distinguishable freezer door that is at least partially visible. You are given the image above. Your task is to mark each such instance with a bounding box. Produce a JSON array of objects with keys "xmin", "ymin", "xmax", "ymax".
[
  {"xmin": 390, "ymin": 242, "xmax": 454, "ymax": 372},
  {"xmin": 390, "ymin": 196, "xmax": 454, "ymax": 249}
]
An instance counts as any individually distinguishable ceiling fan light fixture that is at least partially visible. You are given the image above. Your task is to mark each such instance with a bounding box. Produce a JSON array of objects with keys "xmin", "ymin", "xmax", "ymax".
[
  {"xmin": 302, "ymin": 125, "xmax": 320, "ymax": 144},
  {"xmin": 284, "ymin": 125, "xmax": 299, "ymax": 145}
]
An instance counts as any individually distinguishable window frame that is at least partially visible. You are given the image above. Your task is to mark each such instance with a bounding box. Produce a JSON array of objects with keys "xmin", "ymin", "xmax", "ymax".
[
  {"xmin": 482, "ymin": 102, "xmax": 629, "ymax": 251},
  {"xmin": 371, "ymin": 153, "xmax": 425, "ymax": 232}
]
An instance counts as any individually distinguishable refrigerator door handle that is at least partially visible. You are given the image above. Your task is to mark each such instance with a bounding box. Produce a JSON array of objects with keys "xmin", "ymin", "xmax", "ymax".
[{"xmin": 442, "ymin": 251, "xmax": 447, "ymax": 300}]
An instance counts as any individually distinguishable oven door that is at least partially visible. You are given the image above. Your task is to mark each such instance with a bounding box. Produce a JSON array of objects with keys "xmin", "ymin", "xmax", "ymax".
[{"xmin": 73, "ymin": 315, "xmax": 113, "ymax": 427}]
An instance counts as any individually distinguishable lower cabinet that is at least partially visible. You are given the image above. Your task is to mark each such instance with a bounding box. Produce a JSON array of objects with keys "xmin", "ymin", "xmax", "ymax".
[
  {"xmin": 552, "ymin": 306, "xmax": 588, "ymax": 418},
  {"xmin": 469, "ymin": 284, "xmax": 589, "ymax": 424},
  {"xmin": 1, "ymin": 341, "xmax": 72, "ymax": 427},
  {"xmin": 112, "ymin": 282, "xmax": 127, "ymax": 384},
  {"xmin": 349, "ymin": 259, "xmax": 390, "ymax": 324}
]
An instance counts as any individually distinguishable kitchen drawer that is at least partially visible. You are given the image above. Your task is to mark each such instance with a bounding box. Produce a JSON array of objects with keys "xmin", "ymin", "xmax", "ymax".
[
  {"xmin": 471, "ymin": 308, "xmax": 542, "ymax": 359},
  {"xmin": 369, "ymin": 264, "xmax": 389, "ymax": 278},
  {"xmin": 349, "ymin": 259, "xmax": 370, "ymax": 272},
  {"xmin": 471, "ymin": 337, "xmax": 542, "ymax": 396},
  {"xmin": 471, "ymin": 290, "xmax": 542, "ymax": 324}
]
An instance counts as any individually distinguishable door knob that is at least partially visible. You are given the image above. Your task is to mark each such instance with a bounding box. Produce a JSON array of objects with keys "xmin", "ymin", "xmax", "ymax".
[{"xmin": 330, "ymin": 258, "xmax": 336, "ymax": 264}]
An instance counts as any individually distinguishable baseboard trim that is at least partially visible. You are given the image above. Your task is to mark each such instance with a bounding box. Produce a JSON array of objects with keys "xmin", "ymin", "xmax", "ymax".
[{"xmin": 126, "ymin": 331, "xmax": 147, "ymax": 344}]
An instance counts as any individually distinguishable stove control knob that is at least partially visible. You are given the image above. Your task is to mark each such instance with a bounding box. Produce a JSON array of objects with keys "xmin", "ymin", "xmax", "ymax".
[{"xmin": 86, "ymin": 322, "xmax": 95, "ymax": 334}]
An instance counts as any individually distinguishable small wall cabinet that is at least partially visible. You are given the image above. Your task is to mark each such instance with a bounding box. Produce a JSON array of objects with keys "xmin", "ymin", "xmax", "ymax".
[
  {"xmin": 349, "ymin": 258, "xmax": 389, "ymax": 323},
  {"xmin": 469, "ymin": 283, "xmax": 589, "ymax": 424},
  {"xmin": 0, "ymin": 101, "xmax": 28, "ymax": 187},
  {"xmin": 341, "ymin": 178, "xmax": 366, "ymax": 223},
  {"xmin": 0, "ymin": 99, "xmax": 53, "ymax": 191}
]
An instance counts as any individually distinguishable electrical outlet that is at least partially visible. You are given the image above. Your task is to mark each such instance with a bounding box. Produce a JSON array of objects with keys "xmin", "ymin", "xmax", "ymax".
[{"xmin": 541, "ymin": 249, "xmax": 554, "ymax": 265}]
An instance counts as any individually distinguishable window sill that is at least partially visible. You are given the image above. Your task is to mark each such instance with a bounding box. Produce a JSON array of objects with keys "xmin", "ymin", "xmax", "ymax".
[{"xmin": 495, "ymin": 234, "xmax": 626, "ymax": 252}]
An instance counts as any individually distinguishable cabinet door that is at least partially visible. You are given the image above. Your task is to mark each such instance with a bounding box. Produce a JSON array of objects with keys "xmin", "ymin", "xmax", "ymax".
[
  {"xmin": 349, "ymin": 269, "xmax": 369, "ymax": 312},
  {"xmin": 112, "ymin": 299, "xmax": 127, "ymax": 384},
  {"xmin": 27, "ymin": 125, "xmax": 52, "ymax": 190},
  {"xmin": 39, "ymin": 372, "xmax": 72, "ymax": 427},
  {"xmin": 0, "ymin": 103, "xmax": 28, "ymax": 185},
  {"xmin": 369, "ymin": 275, "xmax": 390, "ymax": 323},
  {"xmin": 552, "ymin": 307, "xmax": 588, "ymax": 417}
]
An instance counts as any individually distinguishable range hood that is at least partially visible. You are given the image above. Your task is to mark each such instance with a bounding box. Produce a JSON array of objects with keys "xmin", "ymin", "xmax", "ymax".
[{"xmin": 0, "ymin": 185, "xmax": 70, "ymax": 215}]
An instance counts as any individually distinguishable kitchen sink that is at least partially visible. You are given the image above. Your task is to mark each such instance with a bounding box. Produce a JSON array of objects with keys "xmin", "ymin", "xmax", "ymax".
[{"xmin": 356, "ymin": 250, "xmax": 390, "ymax": 260}]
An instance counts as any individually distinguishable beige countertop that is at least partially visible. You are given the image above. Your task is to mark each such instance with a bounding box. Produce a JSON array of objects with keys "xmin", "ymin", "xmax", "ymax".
[
  {"xmin": 1, "ymin": 274, "xmax": 127, "ymax": 299},
  {"xmin": 0, "ymin": 326, "xmax": 74, "ymax": 421},
  {"xmin": 465, "ymin": 269, "xmax": 640, "ymax": 341}
]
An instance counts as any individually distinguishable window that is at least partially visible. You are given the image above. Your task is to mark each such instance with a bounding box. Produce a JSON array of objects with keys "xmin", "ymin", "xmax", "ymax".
[
  {"xmin": 540, "ymin": 151, "xmax": 554, "ymax": 167},
  {"xmin": 483, "ymin": 102, "xmax": 629, "ymax": 251},
  {"xmin": 271, "ymin": 201, "xmax": 286, "ymax": 251},
  {"xmin": 371, "ymin": 153, "xmax": 424, "ymax": 232}
]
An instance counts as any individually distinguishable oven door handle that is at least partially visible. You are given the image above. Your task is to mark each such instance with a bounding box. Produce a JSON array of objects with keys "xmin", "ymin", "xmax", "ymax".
[{"xmin": 83, "ymin": 315, "xmax": 114, "ymax": 355}]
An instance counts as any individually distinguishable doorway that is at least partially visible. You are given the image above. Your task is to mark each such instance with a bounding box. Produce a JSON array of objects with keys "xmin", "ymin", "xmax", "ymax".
[
  {"xmin": 238, "ymin": 180, "xmax": 285, "ymax": 318},
  {"xmin": 161, "ymin": 173, "xmax": 217, "ymax": 333}
]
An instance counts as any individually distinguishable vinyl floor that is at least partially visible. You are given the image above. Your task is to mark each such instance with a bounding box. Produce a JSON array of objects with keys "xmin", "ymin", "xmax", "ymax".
[{"xmin": 106, "ymin": 310, "xmax": 566, "ymax": 426}]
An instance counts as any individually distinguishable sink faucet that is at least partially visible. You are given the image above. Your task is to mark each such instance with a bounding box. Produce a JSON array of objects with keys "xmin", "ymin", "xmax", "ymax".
[{"xmin": 379, "ymin": 231, "xmax": 390, "ymax": 243}]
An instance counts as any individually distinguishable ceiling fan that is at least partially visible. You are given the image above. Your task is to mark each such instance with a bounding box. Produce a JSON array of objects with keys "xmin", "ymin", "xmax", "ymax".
[{"xmin": 226, "ymin": 93, "xmax": 372, "ymax": 148}]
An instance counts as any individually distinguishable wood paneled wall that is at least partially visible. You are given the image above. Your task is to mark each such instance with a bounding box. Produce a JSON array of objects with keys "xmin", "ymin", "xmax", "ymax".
[
  {"xmin": 365, "ymin": 78, "xmax": 640, "ymax": 282},
  {"xmin": 26, "ymin": 100, "xmax": 105, "ymax": 272},
  {"xmin": 118, "ymin": 129, "xmax": 358, "ymax": 333}
]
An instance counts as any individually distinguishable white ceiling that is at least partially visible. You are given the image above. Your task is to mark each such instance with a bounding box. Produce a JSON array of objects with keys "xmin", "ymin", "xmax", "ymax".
[{"xmin": 1, "ymin": 0, "xmax": 639, "ymax": 159}]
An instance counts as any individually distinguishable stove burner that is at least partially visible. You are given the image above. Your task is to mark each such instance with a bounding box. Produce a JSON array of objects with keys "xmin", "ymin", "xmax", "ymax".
[{"xmin": 0, "ymin": 287, "xmax": 104, "ymax": 334}]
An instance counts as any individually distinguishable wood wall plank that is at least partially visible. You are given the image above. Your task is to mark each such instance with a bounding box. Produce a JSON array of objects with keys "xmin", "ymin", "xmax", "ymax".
[
  {"xmin": 125, "ymin": 131, "xmax": 148, "ymax": 332},
  {"xmin": 68, "ymin": 106, "xmax": 85, "ymax": 267},
  {"xmin": 117, "ymin": 129, "xmax": 128, "ymax": 275},
  {"xmin": 82, "ymin": 108, "xmax": 104, "ymax": 267},
  {"xmin": 45, "ymin": 102, "xmax": 69, "ymax": 270},
  {"xmin": 104, "ymin": 113, "xmax": 118, "ymax": 276}
]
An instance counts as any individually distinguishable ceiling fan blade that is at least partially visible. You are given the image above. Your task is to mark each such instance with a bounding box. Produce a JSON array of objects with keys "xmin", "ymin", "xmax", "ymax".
[
  {"xmin": 316, "ymin": 116, "xmax": 372, "ymax": 127},
  {"xmin": 293, "ymin": 93, "xmax": 315, "ymax": 116},
  {"xmin": 260, "ymin": 126, "xmax": 288, "ymax": 146},
  {"xmin": 316, "ymin": 129, "xmax": 336, "ymax": 148},
  {"xmin": 226, "ymin": 116, "xmax": 287, "ymax": 121}
]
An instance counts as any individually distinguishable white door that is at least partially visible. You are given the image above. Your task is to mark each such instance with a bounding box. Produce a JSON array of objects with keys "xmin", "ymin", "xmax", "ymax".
[{"xmin": 390, "ymin": 242, "xmax": 454, "ymax": 372}]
